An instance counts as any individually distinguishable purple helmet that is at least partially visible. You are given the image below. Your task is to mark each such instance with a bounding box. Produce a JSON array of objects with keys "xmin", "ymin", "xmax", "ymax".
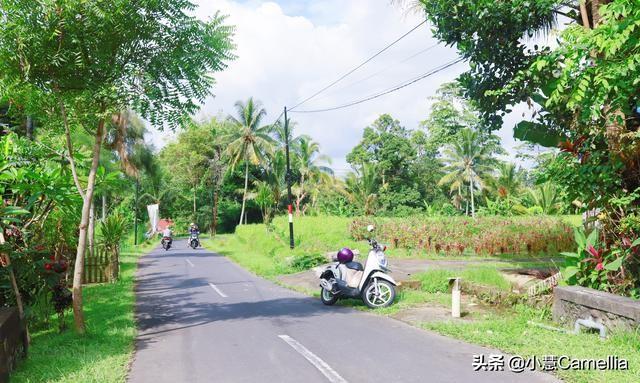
[{"xmin": 337, "ymin": 247, "xmax": 354, "ymax": 263}]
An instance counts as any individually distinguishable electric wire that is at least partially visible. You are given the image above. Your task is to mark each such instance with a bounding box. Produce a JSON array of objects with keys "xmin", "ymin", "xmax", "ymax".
[
  {"xmin": 312, "ymin": 42, "xmax": 441, "ymax": 101},
  {"xmin": 289, "ymin": 57, "xmax": 464, "ymax": 114},
  {"xmin": 288, "ymin": 19, "xmax": 427, "ymax": 111}
]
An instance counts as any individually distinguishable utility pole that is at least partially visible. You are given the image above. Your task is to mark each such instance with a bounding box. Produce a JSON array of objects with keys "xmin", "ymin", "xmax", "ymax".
[
  {"xmin": 283, "ymin": 107, "xmax": 295, "ymax": 249},
  {"xmin": 134, "ymin": 178, "xmax": 139, "ymax": 245}
]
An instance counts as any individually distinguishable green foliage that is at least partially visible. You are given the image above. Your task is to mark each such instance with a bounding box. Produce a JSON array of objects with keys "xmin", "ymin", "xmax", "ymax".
[
  {"xmin": 346, "ymin": 114, "xmax": 423, "ymax": 213},
  {"xmin": 289, "ymin": 253, "xmax": 326, "ymax": 272},
  {"xmin": 562, "ymin": 227, "xmax": 639, "ymax": 296},
  {"xmin": 0, "ymin": 0, "xmax": 236, "ymax": 129},
  {"xmin": 438, "ymin": 128, "xmax": 502, "ymax": 216},
  {"xmin": 97, "ymin": 214, "xmax": 128, "ymax": 252},
  {"xmin": 10, "ymin": 241, "xmax": 156, "ymax": 383},
  {"xmin": 419, "ymin": 0, "xmax": 559, "ymax": 129}
]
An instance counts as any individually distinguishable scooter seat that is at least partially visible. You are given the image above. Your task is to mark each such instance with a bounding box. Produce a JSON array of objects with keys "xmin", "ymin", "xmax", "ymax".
[{"xmin": 345, "ymin": 261, "xmax": 363, "ymax": 271}]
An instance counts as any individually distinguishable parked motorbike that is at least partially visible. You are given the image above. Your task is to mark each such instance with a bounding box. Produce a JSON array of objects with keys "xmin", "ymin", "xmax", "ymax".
[
  {"xmin": 161, "ymin": 236, "xmax": 172, "ymax": 251},
  {"xmin": 319, "ymin": 225, "xmax": 397, "ymax": 308},
  {"xmin": 189, "ymin": 232, "xmax": 200, "ymax": 249}
]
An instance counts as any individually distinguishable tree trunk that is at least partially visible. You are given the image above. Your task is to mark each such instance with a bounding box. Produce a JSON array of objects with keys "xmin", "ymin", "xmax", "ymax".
[
  {"xmin": 470, "ymin": 181, "xmax": 475, "ymax": 219},
  {"xmin": 295, "ymin": 175, "xmax": 305, "ymax": 216},
  {"xmin": 72, "ymin": 119, "xmax": 105, "ymax": 335},
  {"xmin": 0, "ymin": 231, "xmax": 29, "ymax": 344},
  {"xmin": 212, "ymin": 187, "xmax": 218, "ymax": 237},
  {"xmin": 25, "ymin": 116, "xmax": 33, "ymax": 140},
  {"xmin": 193, "ymin": 185, "xmax": 197, "ymax": 221},
  {"xmin": 88, "ymin": 202, "xmax": 95, "ymax": 258},
  {"xmin": 590, "ymin": 0, "xmax": 603, "ymax": 26},
  {"xmin": 239, "ymin": 161, "xmax": 248, "ymax": 226},
  {"xmin": 579, "ymin": 0, "xmax": 591, "ymax": 28},
  {"xmin": 101, "ymin": 194, "xmax": 107, "ymax": 221}
]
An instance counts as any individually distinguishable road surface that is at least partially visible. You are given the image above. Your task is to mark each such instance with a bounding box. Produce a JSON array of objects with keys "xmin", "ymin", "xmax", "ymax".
[{"xmin": 128, "ymin": 243, "xmax": 558, "ymax": 383}]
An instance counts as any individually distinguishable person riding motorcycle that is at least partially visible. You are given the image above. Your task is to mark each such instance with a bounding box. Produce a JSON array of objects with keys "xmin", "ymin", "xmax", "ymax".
[
  {"xmin": 162, "ymin": 225, "xmax": 173, "ymax": 246},
  {"xmin": 187, "ymin": 223, "xmax": 200, "ymax": 248}
]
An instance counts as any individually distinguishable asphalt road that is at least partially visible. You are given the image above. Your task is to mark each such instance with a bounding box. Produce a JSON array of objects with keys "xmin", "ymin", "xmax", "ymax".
[{"xmin": 128, "ymin": 242, "xmax": 558, "ymax": 383}]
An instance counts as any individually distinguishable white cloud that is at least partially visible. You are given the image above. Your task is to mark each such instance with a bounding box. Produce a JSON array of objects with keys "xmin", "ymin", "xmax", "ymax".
[{"xmin": 148, "ymin": 0, "xmax": 528, "ymax": 170}]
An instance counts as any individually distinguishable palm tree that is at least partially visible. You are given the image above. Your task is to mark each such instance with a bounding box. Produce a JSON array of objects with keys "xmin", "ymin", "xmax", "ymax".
[
  {"xmin": 528, "ymin": 182, "xmax": 562, "ymax": 214},
  {"xmin": 263, "ymin": 150, "xmax": 287, "ymax": 209},
  {"xmin": 438, "ymin": 128, "xmax": 499, "ymax": 218},
  {"xmin": 293, "ymin": 137, "xmax": 333, "ymax": 215},
  {"xmin": 224, "ymin": 98, "xmax": 274, "ymax": 225},
  {"xmin": 272, "ymin": 117, "xmax": 303, "ymax": 149},
  {"xmin": 345, "ymin": 163, "xmax": 380, "ymax": 216},
  {"xmin": 491, "ymin": 162, "xmax": 522, "ymax": 198},
  {"xmin": 247, "ymin": 180, "xmax": 275, "ymax": 224}
]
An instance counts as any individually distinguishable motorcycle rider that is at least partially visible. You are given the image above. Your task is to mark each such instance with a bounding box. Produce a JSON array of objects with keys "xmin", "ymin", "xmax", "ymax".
[
  {"xmin": 188, "ymin": 223, "xmax": 200, "ymax": 248},
  {"xmin": 162, "ymin": 225, "xmax": 173, "ymax": 247}
]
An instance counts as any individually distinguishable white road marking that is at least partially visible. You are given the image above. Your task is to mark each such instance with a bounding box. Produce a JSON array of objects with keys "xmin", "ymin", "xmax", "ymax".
[
  {"xmin": 185, "ymin": 259, "xmax": 194, "ymax": 267},
  {"xmin": 208, "ymin": 283, "xmax": 228, "ymax": 298},
  {"xmin": 278, "ymin": 335, "xmax": 348, "ymax": 383}
]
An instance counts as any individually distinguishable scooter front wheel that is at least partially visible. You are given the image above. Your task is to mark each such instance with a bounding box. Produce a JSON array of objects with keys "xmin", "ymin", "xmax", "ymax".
[
  {"xmin": 362, "ymin": 280, "xmax": 396, "ymax": 309},
  {"xmin": 320, "ymin": 287, "xmax": 339, "ymax": 306}
]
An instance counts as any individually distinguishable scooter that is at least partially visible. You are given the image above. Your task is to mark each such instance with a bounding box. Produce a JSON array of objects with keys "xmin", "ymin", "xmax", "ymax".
[
  {"xmin": 189, "ymin": 232, "xmax": 200, "ymax": 249},
  {"xmin": 161, "ymin": 236, "xmax": 172, "ymax": 251},
  {"xmin": 319, "ymin": 225, "xmax": 397, "ymax": 308}
]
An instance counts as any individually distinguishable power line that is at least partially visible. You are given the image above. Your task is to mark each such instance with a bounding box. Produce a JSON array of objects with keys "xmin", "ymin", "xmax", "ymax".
[
  {"xmin": 289, "ymin": 57, "xmax": 464, "ymax": 114},
  {"xmin": 315, "ymin": 42, "xmax": 440, "ymax": 99},
  {"xmin": 288, "ymin": 19, "xmax": 427, "ymax": 111}
]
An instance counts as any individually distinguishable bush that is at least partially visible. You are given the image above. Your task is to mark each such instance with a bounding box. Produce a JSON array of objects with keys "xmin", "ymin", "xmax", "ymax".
[
  {"xmin": 350, "ymin": 216, "xmax": 574, "ymax": 256},
  {"xmin": 289, "ymin": 253, "xmax": 326, "ymax": 272}
]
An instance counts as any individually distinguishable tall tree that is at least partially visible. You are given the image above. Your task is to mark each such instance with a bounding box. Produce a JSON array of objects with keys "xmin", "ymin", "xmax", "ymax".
[
  {"xmin": 0, "ymin": 0, "xmax": 234, "ymax": 333},
  {"xmin": 438, "ymin": 128, "xmax": 500, "ymax": 218},
  {"xmin": 347, "ymin": 114, "xmax": 421, "ymax": 212},
  {"xmin": 292, "ymin": 136, "xmax": 333, "ymax": 215},
  {"xmin": 225, "ymin": 98, "xmax": 274, "ymax": 225}
]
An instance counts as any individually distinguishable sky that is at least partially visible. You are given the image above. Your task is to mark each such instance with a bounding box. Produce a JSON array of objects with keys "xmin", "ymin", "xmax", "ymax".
[{"xmin": 148, "ymin": 0, "xmax": 537, "ymax": 175}]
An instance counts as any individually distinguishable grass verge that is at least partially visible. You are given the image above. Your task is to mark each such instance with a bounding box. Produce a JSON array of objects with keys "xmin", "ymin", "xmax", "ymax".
[
  {"xmin": 11, "ymin": 239, "xmax": 155, "ymax": 383},
  {"xmin": 424, "ymin": 304, "xmax": 640, "ymax": 383}
]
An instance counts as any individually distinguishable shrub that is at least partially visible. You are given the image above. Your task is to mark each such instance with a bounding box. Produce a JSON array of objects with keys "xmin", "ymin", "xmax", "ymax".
[
  {"xmin": 350, "ymin": 216, "xmax": 574, "ymax": 256},
  {"xmin": 289, "ymin": 253, "xmax": 326, "ymax": 272}
]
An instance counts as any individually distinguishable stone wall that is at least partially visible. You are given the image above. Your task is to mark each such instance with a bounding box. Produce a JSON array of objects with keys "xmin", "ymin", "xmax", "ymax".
[
  {"xmin": 553, "ymin": 286, "xmax": 640, "ymax": 332},
  {"xmin": 0, "ymin": 307, "xmax": 28, "ymax": 382}
]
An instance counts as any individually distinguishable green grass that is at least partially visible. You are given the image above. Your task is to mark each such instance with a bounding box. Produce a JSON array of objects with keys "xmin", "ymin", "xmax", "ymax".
[
  {"xmin": 415, "ymin": 267, "xmax": 511, "ymax": 293},
  {"xmin": 424, "ymin": 305, "xmax": 640, "ymax": 383},
  {"xmin": 11, "ymin": 239, "xmax": 155, "ymax": 383},
  {"xmin": 203, "ymin": 216, "xmax": 372, "ymax": 278}
]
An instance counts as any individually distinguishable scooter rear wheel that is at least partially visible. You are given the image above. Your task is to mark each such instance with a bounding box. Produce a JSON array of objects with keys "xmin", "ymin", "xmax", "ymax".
[{"xmin": 320, "ymin": 287, "xmax": 338, "ymax": 306}]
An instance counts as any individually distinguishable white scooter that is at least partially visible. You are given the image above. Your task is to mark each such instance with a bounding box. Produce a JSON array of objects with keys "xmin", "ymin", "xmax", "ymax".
[{"xmin": 319, "ymin": 225, "xmax": 397, "ymax": 308}]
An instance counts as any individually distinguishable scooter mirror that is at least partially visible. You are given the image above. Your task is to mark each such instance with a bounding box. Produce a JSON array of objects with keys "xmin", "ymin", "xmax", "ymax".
[{"xmin": 366, "ymin": 224, "xmax": 375, "ymax": 233}]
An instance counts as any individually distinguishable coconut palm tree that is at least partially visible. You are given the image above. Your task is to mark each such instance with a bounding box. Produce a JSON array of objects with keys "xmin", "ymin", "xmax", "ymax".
[
  {"xmin": 345, "ymin": 163, "xmax": 380, "ymax": 216},
  {"xmin": 263, "ymin": 150, "xmax": 287, "ymax": 209},
  {"xmin": 293, "ymin": 136, "xmax": 333, "ymax": 215},
  {"xmin": 224, "ymin": 98, "xmax": 274, "ymax": 225},
  {"xmin": 528, "ymin": 182, "xmax": 562, "ymax": 214},
  {"xmin": 491, "ymin": 162, "xmax": 523, "ymax": 198},
  {"xmin": 438, "ymin": 128, "xmax": 499, "ymax": 218}
]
